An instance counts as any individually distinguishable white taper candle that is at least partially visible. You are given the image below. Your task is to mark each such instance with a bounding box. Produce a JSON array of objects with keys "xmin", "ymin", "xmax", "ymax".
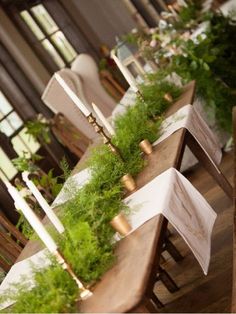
[
  {"xmin": 22, "ymin": 171, "xmax": 65, "ymax": 234},
  {"xmin": 4, "ymin": 181, "xmax": 58, "ymax": 253},
  {"xmin": 92, "ymin": 103, "xmax": 115, "ymax": 136},
  {"xmin": 54, "ymin": 73, "xmax": 91, "ymax": 117},
  {"xmin": 111, "ymin": 51, "xmax": 139, "ymax": 93}
]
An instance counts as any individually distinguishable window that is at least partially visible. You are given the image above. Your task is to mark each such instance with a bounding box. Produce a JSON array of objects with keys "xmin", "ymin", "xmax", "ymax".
[
  {"xmin": 0, "ymin": 91, "xmax": 40, "ymax": 180},
  {"xmin": 20, "ymin": 4, "xmax": 77, "ymax": 68}
]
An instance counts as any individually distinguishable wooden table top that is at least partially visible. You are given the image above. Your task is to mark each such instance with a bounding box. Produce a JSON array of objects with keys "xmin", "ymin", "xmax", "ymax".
[
  {"xmin": 16, "ymin": 81, "xmax": 196, "ymax": 313},
  {"xmin": 79, "ymin": 81, "xmax": 196, "ymax": 312}
]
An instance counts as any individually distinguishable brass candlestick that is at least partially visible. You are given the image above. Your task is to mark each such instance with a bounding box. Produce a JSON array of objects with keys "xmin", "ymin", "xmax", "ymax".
[
  {"xmin": 139, "ymin": 139, "xmax": 153, "ymax": 155},
  {"xmin": 136, "ymin": 90, "xmax": 146, "ymax": 104},
  {"xmin": 87, "ymin": 113, "xmax": 121, "ymax": 157},
  {"xmin": 87, "ymin": 114, "xmax": 137, "ymax": 192},
  {"xmin": 110, "ymin": 212, "xmax": 132, "ymax": 236},
  {"xmin": 55, "ymin": 250, "xmax": 92, "ymax": 300}
]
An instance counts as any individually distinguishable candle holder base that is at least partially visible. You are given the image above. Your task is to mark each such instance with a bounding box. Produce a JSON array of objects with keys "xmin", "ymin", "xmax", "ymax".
[{"xmin": 55, "ymin": 250, "xmax": 92, "ymax": 300}]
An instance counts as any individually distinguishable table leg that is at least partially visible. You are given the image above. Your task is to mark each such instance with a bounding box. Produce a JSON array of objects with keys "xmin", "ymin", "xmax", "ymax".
[{"xmin": 186, "ymin": 131, "xmax": 233, "ymax": 200}]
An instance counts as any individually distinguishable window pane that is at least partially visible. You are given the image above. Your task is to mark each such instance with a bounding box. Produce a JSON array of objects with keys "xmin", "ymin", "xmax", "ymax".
[
  {"xmin": 0, "ymin": 119, "xmax": 15, "ymax": 136},
  {"xmin": 0, "ymin": 112, "xmax": 23, "ymax": 136},
  {"xmin": 12, "ymin": 128, "xmax": 40, "ymax": 157},
  {"xmin": 7, "ymin": 112, "xmax": 23, "ymax": 130},
  {"xmin": 41, "ymin": 39, "xmax": 65, "ymax": 68},
  {"xmin": 0, "ymin": 92, "xmax": 12, "ymax": 119},
  {"xmin": 20, "ymin": 10, "xmax": 45, "ymax": 40},
  {"xmin": 31, "ymin": 4, "xmax": 58, "ymax": 35},
  {"xmin": 0, "ymin": 148, "xmax": 17, "ymax": 180},
  {"xmin": 0, "ymin": 169, "xmax": 9, "ymax": 182},
  {"xmin": 51, "ymin": 31, "xmax": 77, "ymax": 63}
]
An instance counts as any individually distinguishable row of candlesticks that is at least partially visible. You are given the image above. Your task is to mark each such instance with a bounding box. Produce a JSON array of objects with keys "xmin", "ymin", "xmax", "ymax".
[
  {"xmin": 2, "ymin": 50, "xmax": 138, "ymax": 300},
  {"xmin": 3, "ymin": 47, "xmax": 171, "ymax": 300}
]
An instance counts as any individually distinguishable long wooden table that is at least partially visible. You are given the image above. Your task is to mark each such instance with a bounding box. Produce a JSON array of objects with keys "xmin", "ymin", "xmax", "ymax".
[{"xmin": 16, "ymin": 81, "xmax": 233, "ymax": 312}]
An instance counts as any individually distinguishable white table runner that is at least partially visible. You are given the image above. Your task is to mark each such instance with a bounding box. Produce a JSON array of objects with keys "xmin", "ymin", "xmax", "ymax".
[
  {"xmin": 0, "ymin": 249, "xmax": 50, "ymax": 310},
  {"xmin": 52, "ymin": 168, "xmax": 91, "ymax": 208},
  {"xmin": 153, "ymin": 104, "xmax": 222, "ymax": 167},
  {"xmin": 0, "ymin": 168, "xmax": 216, "ymax": 310},
  {"xmin": 124, "ymin": 167, "xmax": 217, "ymax": 275}
]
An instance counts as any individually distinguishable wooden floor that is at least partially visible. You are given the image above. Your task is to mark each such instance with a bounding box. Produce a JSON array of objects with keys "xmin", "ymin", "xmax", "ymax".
[{"xmin": 155, "ymin": 151, "xmax": 234, "ymax": 313}]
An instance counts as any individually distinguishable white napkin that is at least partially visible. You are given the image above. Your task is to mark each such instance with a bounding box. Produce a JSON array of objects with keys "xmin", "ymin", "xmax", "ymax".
[
  {"xmin": 153, "ymin": 104, "xmax": 222, "ymax": 167},
  {"xmin": 125, "ymin": 167, "xmax": 217, "ymax": 275}
]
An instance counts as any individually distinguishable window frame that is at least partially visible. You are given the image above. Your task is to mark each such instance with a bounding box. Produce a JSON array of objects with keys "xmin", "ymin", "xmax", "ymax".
[
  {"xmin": 20, "ymin": 2, "xmax": 77, "ymax": 69},
  {"xmin": 0, "ymin": 91, "xmax": 40, "ymax": 158},
  {"xmin": 4, "ymin": 0, "xmax": 78, "ymax": 73},
  {"xmin": 21, "ymin": 4, "xmax": 77, "ymax": 67}
]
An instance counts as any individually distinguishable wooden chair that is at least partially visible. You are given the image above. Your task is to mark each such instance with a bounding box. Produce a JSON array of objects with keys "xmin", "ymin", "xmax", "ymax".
[
  {"xmin": 99, "ymin": 70, "xmax": 126, "ymax": 102},
  {"xmin": 232, "ymin": 106, "xmax": 236, "ymax": 312},
  {"xmin": 51, "ymin": 113, "xmax": 91, "ymax": 159},
  {"xmin": 0, "ymin": 211, "xmax": 27, "ymax": 272}
]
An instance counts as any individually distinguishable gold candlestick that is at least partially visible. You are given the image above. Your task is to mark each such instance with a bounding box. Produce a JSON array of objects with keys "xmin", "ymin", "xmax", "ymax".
[
  {"xmin": 54, "ymin": 250, "xmax": 92, "ymax": 300},
  {"xmin": 110, "ymin": 212, "xmax": 132, "ymax": 236},
  {"xmin": 87, "ymin": 114, "xmax": 137, "ymax": 192},
  {"xmin": 87, "ymin": 113, "xmax": 121, "ymax": 157},
  {"xmin": 136, "ymin": 90, "xmax": 146, "ymax": 103},
  {"xmin": 139, "ymin": 139, "xmax": 153, "ymax": 155}
]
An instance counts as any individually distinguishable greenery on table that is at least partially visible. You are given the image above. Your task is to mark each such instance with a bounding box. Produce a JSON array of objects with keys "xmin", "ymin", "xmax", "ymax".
[
  {"xmin": 148, "ymin": 11, "xmax": 236, "ymax": 133},
  {"xmin": 174, "ymin": 0, "xmax": 203, "ymax": 29},
  {"xmin": 206, "ymin": 12, "xmax": 236, "ymax": 89},
  {"xmin": 1, "ymin": 261, "xmax": 78, "ymax": 313},
  {"xmin": 167, "ymin": 14, "xmax": 236, "ymax": 132},
  {"xmin": 3, "ymin": 79, "xmax": 182, "ymax": 313}
]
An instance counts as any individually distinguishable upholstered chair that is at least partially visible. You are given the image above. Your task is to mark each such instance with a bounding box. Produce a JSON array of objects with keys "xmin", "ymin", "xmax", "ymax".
[
  {"xmin": 71, "ymin": 54, "xmax": 117, "ymax": 117},
  {"xmin": 41, "ymin": 68, "xmax": 96, "ymax": 140}
]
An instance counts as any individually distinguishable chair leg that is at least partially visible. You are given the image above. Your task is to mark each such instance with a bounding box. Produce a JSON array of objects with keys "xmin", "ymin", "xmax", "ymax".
[
  {"xmin": 156, "ymin": 266, "xmax": 179, "ymax": 293},
  {"xmin": 160, "ymin": 254, "xmax": 166, "ymax": 264},
  {"xmin": 150, "ymin": 291, "xmax": 164, "ymax": 308},
  {"xmin": 164, "ymin": 238, "xmax": 183, "ymax": 262}
]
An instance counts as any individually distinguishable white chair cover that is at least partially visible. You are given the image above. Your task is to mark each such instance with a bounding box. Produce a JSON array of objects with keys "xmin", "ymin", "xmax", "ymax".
[
  {"xmin": 41, "ymin": 68, "xmax": 96, "ymax": 140},
  {"xmin": 71, "ymin": 54, "xmax": 116, "ymax": 117}
]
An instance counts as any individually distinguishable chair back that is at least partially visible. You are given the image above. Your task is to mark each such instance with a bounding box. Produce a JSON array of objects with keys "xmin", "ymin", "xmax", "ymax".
[
  {"xmin": 99, "ymin": 70, "xmax": 125, "ymax": 101},
  {"xmin": 41, "ymin": 69, "xmax": 96, "ymax": 140},
  {"xmin": 71, "ymin": 54, "xmax": 116, "ymax": 117},
  {"xmin": 0, "ymin": 211, "xmax": 27, "ymax": 273}
]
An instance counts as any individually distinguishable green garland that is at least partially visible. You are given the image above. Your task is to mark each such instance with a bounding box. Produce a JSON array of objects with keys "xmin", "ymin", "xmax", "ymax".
[
  {"xmin": 1, "ymin": 80, "xmax": 182, "ymax": 313},
  {"xmin": 153, "ymin": 11, "xmax": 236, "ymax": 133}
]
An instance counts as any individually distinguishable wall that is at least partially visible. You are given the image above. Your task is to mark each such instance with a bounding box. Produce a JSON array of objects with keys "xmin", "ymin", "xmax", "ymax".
[
  {"xmin": 0, "ymin": 7, "xmax": 50, "ymax": 94},
  {"xmin": 61, "ymin": 0, "xmax": 136, "ymax": 50}
]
